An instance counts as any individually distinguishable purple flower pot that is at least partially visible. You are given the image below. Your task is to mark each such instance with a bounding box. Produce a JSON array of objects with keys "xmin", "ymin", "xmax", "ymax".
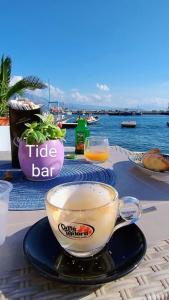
[{"xmin": 18, "ymin": 140, "xmax": 64, "ymax": 181}]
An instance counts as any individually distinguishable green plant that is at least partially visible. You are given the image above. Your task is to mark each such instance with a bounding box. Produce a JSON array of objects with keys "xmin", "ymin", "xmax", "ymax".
[
  {"xmin": 0, "ymin": 102, "xmax": 8, "ymax": 116},
  {"xmin": 21, "ymin": 113, "xmax": 66, "ymax": 145},
  {"xmin": 0, "ymin": 55, "xmax": 46, "ymax": 116}
]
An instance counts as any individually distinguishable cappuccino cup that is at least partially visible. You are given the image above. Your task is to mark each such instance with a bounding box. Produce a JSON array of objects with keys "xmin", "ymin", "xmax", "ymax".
[{"xmin": 45, "ymin": 181, "xmax": 141, "ymax": 258}]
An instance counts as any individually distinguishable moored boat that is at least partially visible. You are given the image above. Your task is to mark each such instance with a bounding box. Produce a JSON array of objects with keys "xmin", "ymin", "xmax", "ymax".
[
  {"xmin": 121, "ymin": 121, "xmax": 136, "ymax": 128},
  {"xmin": 76, "ymin": 115, "xmax": 99, "ymax": 125},
  {"xmin": 61, "ymin": 122, "xmax": 77, "ymax": 128},
  {"xmin": 86, "ymin": 116, "xmax": 99, "ymax": 124}
]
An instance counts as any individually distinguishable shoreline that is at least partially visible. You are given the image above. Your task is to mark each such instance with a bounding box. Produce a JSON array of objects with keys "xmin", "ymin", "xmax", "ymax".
[{"xmin": 63, "ymin": 110, "xmax": 169, "ymax": 116}]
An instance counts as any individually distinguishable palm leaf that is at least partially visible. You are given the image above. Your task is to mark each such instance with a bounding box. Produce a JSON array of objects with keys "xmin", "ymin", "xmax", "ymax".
[
  {"xmin": 0, "ymin": 56, "xmax": 12, "ymax": 101},
  {"xmin": 0, "ymin": 56, "xmax": 11, "ymax": 86},
  {"xmin": 0, "ymin": 55, "xmax": 5, "ymax": 85},
  {"xmin": 6, "ymin": 76, "xmax": 47, "ymax": 99},
  {"xmin": 0, "ymin": 55, "xmax": 4, "ymax": 85},
  {"xmin": 3, "ymin": 57, "xmax": 11, "ymax": 85}
]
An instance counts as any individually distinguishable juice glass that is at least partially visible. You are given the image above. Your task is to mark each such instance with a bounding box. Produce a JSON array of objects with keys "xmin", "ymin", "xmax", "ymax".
[{"xmin": 84, "ymin": 136, "xmax": 109, "ymax": 163}]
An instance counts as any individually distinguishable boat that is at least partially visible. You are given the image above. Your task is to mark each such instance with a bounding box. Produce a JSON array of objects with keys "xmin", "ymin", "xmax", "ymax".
[
  {"xmin": 76, "ymin": 115, "xmax": 99, "ymax": 125},
  {"xmin": 50, "ymin": 104, "xmax": 68, "ymax": 123},
  {"xmin": 48, "ymin": 91, "xmax": 67, "ymax": 122},
  {"xmin": 167, "ymin": 122, "xmax": 169, "ymax": 127},
  {"xmin": 61, "ymin": 122, "xmax": 77, "ymax": 129},
  {"xmin": 66, "ymin": 111, "xmax": 72, "ymax": 115},
  {"xmin": 108, "ymin": 110, "xmax": 142, "ymax": 116},
  {"xmin": 121, "ymin": 121, "xmax": 136, "ymax": 128},
  {"xmin": 119, "ymin": 111, "xmax": 133, "ymax": 116},
  {"xmin": 86, "ymin": 116, "xmax": 99, "ymax": 124},
  {"xmin": 134, "ymin": 111, "xmax": 142, "ymax": 116}
]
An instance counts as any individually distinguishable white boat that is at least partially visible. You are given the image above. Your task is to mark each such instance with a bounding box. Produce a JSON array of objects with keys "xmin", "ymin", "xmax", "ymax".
[
  {"xmin": 76, "ymin": 115, "xmax": 99, "ymax": 124},
  {"xmin": 86, "ymin": 116, "xmax": 99, "ymax": 124},
  {"xmin": 66, "ymin": 111, "xmax": 72, "ymax": 115},
  {"xmin": 121, "ymin": 121, "xmax": 136, "ymax": 128}
]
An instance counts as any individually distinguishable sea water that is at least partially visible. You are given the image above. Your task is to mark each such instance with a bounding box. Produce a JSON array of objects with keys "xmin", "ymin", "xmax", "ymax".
[{"xmin": 65, "ymin": 115, "xmax": 169, "ymax": 153}]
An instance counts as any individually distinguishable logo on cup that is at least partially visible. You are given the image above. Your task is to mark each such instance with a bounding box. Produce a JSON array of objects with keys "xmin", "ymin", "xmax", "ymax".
[{"xmin": 58, "ymin": 223, "xmax": 95, "ymax": 239}]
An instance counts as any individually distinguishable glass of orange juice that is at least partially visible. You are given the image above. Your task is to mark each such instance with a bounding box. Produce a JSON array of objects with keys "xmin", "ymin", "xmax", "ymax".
[{"xmin": 84, "ymin": 136, "xmax": 109, "ymax": 163}]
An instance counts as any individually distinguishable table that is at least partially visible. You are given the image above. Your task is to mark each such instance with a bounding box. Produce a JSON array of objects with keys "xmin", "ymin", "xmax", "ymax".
[{"xmin": 0, "ymin": 146, "xmax": 169, "ymax": 299}]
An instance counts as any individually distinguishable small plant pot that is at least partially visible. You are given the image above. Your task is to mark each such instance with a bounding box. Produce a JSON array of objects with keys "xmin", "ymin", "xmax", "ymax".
[
  {"xmin": 18, "ymin": 140, "xmax": 64, "ymax": 181},
  {"xmin": 0, "ymin": 116, "xmax": 9, "ymax": 126}
]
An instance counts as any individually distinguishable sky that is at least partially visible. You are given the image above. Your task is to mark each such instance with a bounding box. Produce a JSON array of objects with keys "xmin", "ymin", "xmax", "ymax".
[{"xmin": 1, "ymin": 0, "xmax": 169, "ymax": 109}]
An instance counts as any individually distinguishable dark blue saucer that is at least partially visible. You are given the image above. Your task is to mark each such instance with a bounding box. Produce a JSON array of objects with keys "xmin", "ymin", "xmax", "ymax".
[{"xmin": 23, "ymin": 217, "xmax": 146, "ymax": 285}]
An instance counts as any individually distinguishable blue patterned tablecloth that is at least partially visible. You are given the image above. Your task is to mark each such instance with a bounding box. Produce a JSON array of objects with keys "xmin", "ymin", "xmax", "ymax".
[{"xmin": 0, "ymin": 159, "xmax": 115, "ymax": 211}]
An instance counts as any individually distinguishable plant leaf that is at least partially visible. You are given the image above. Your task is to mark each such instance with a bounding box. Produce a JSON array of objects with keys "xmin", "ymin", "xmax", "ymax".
[
  {"xmin": 21, "ymin": 113, "xmax": 66, "ymax": 144},
  {"xmin": 6, "ymin": 76, "xmax": 46, "ymax": 100},
  {"xmin": 24, "ymin": 123, "xmax": 31, "ymax": 128}
]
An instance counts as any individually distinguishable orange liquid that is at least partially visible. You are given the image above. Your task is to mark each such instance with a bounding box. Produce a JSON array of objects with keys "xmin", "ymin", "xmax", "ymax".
[{"xmin": 84, "ymin": 151, "xmax": 109, "ymax": 162}]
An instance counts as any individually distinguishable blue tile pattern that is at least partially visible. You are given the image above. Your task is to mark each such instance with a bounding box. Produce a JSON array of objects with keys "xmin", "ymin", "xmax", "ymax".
[{"xmin": 0, "ymin": 159, "xmax": 115, "ymax": 211}]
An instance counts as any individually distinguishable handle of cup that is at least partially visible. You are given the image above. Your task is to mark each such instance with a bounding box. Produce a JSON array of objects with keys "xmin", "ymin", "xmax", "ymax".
[{"xmin": 114, "ymin": 196, "xmax": 142, "ymax": 232}]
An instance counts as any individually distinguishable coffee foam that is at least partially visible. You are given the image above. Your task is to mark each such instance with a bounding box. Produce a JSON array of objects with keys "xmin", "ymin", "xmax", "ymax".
[{"xmin": 47, "ymin": 183, "xmax": 116, "ymax": 210}]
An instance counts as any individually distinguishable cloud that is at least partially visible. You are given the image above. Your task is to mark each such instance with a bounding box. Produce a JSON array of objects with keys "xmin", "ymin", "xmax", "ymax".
[
  {"xmin": 10, "ymin": 75, "xmax": 22, "ymax": 86},
  {"xmin": 71, "ymin": 91, "xmax": 89, "ymax": 103},
  {"xmin": 91, "ymin": 93, "xmax": 102, "ymax": 100},
  {"xmin": 34, "ymin": 82, "xmax": 64, "ymax": 100},
  {"xmin": 9, "ymin": 75, "xmax": 169, "ymax": 109},
  {"xmin": 70, "ymin": 88, "xmax": 79, "ymax": 92},
  {"xmin": 10, "ymin": 76, "xmax": 64, "ymax": 100},
  {"xmin": 70, "ymin": 90, "xmax": 113, "ymax": 106},
  {"xmin": 139, "ymin": 97, "xmax": 169, "ymax": 109},
  {"xmin": 96, "ymin": 83, "xmax": 110, "ymax": 91}
]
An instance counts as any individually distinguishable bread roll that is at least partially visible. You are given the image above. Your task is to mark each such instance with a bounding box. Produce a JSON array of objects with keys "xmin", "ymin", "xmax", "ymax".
[{"xmin": 143, "ymin": 149, "xmax": 169, "ymax": 172}]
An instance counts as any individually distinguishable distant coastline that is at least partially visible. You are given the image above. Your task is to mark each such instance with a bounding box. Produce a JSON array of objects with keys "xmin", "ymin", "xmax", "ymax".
[{"xmin": 63, "ymin": 109, "xmax": 169, "ymax": 116}]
